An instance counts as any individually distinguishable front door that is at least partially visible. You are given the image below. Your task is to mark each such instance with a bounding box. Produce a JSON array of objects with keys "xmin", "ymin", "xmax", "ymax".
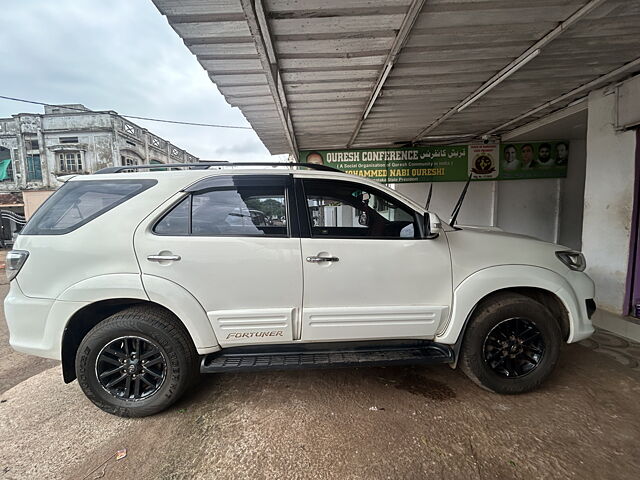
[
  {"xmin": 298, "ymin": 177, "xmax": 452, "ymax": 342},
  {"xmin": 134, "ymin": 174, "xmax": 302, "ymax": 346}
]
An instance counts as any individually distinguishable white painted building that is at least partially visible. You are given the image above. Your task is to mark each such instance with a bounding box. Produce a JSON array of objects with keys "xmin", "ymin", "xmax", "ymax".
[{"xmin": 0, "ymin": 104, "xmax": 198, "ymax": 241}]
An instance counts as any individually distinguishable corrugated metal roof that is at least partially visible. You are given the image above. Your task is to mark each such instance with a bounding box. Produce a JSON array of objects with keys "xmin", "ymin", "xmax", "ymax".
[{"xmin": 152, "ymin": 0, "xmax": 640, "ymax": 154}]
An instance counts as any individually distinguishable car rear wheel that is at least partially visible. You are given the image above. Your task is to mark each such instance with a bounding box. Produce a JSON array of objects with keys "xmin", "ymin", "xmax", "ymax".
[
  {"xmin": 76, "ymin": 305, "xmax": 198, "ymax": 417},
  {"xmin": 459, "ymin": 292, "xmax": 562, "ymax": 394}
]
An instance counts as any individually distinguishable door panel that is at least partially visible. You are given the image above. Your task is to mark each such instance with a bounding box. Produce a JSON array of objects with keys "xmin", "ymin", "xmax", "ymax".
[
  {"xmin": 134, "ymin": 175, "xmax": 302, "ymax": 347},
  {"xmin": 300, "ymin": 237, "xmax": 452, "ymax": 341},
  {"xmin": 137, "ymin": 232, "xmax": 303, "ymax": 347},
  {"xmin": 298, "ymin": 177, "xmax": 452, "ymax": 342},
  {"xmin": 302, "ymin": 305, "xmax": 448, "ymax": 341}
]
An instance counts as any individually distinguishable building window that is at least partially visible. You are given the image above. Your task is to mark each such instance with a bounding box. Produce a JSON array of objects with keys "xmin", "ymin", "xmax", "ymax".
[
  {"xmin": 59, "ymin": 137, "xmax": 78, "ymax": 144},
  {"xmin": 121, "ymin": 155, "xmax": 137, "ymax": 166},
  {"xmin": 26, "ymin": 139, "xmax": 39, "ymax": 150},
  {"xmin": 58, "ymin": 152, "xmax": 83, "ymax": 172},
  {"xmin": 26, "ymin": 154, "xmax": 42, "ymax": 181},
  {"xmin": 124, "ymin": 123, "xmax": 136, "ymax": 136},
  {"xmin": 121, "ymin": 155, "xmax": 138, "ymax": 172}
]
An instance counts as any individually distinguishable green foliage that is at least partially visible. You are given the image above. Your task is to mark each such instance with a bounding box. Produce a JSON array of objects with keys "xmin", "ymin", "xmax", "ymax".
[{"xmin": 245, "ymin": 197, "xmax": 284, "ymax": 218}]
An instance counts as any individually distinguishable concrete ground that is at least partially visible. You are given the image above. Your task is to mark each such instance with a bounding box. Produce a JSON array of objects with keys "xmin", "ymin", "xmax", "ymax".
[{"xmin": 1, "ymin": 281, "xmax": 640, "ymax": 480}]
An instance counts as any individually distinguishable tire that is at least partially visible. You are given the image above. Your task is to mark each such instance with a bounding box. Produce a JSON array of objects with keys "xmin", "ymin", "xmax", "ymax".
[
  {"xmin": 459, "ymin": 292, "xmax": 562, "ymax": 394},
  {"xmin": 76, "ymin": 305, "xmax": 199, "ymax": 417}
]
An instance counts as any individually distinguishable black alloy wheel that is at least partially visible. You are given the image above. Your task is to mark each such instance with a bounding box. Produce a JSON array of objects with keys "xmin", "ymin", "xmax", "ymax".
[
  {"xmin": 96, "ymin": 336, "xmax": 168, "ymax": 401},
  {"xmin": 76, "ymin": 305, "xmax": 199, "ymax": 417},
  {"xmin": 482, "ymin": 318, "xmax": 545, "ymax": 378},
  {"xmin": 459, "ymin": 292, "xmax": 562, "ymax": 394}
]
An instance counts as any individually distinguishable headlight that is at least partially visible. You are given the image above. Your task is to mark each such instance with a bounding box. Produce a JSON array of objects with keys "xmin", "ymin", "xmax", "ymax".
[
  {"xmin": 5, "ymin": 250, "xmax": 29, "ymax": 281},
  {"xmin": 556, "ymin": 250, "xmax": 586, "ymax": 272}
]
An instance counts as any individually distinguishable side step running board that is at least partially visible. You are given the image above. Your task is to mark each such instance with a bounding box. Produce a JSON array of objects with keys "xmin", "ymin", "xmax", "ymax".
[{"xmin": 201, "ymin": 343, "xmax": 454, "ymax": 373}]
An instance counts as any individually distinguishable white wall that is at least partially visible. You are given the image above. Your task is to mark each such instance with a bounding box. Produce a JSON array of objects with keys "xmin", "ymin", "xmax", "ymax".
[
  {"xmin": 398, "ymin": 177, "xmax": 567, "ymax": 244},
  {"xmin": 396, "ymin": 150, "xmax": 585, "ymax": 248},
  {"xmin": 559, "ymin": 139, "xmax": 586, "ymax": 250},
  {"xmin": 396, "ymin": 180, "xmax": 496, "ymax": 227},
  {"xmin": 496, "ymin": 178, "xmax": 560, "ymax": 243},
  {"xmin": 582, "ymin": 87, "xmax": 637, "ymax": 314}
]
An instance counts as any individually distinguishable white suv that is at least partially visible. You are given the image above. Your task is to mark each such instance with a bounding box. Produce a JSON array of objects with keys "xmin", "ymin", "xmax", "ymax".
[{"xmin": 4, "ymin": 162, "xmax": 596, "ymax": 417}]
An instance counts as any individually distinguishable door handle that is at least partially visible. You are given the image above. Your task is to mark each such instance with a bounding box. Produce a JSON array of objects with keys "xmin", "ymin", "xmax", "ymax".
[
  {"xmin": 147, "ymin": 254, "xmax": 181, "ymax": 262},
  {"xmin": 306, "ymin": 255, "xmax": 339, "ymax": 263}
]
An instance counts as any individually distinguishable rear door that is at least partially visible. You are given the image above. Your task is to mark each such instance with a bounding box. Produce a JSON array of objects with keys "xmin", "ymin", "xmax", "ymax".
[
  {"xmin": 297, "ymin": 177, "xmax": 452, "ymax": 342},
  {"xmin": 134, "ymin": 174, "xmax": 303, "ymax": 346}
]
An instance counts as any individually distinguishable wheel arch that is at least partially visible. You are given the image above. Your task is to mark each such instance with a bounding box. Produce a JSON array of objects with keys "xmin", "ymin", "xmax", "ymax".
[
  {"xmin": 61, "ymin": 299, "xmax": 198, "ymax": 383},
  {"xmin": 58, "ymin": 274, "xmax": 219, "ymax": 383},
  {"xmin": 438, "ymin": 265, "xmax": 581, "ymax": 362},
  {"xmin": 460, "ymin": 286, "xmax": 570, "ymax": 339}
]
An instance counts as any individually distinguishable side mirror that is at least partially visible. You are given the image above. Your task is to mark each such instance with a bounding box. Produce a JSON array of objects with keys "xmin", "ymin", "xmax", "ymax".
[{"xmin": 424, "ymin": 213, "xmax": 441, "ymax": 239}]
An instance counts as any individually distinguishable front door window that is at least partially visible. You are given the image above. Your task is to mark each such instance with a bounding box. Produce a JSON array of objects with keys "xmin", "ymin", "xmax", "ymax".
[{"xmin": 303, "ymin": 179, "xmax": 417, "ymax": 238}]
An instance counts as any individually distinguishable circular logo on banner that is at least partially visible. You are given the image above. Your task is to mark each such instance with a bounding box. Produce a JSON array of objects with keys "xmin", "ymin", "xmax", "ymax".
[{"xmin": 471, "ymin": 154, "xmax": 496, "ymax": 176}]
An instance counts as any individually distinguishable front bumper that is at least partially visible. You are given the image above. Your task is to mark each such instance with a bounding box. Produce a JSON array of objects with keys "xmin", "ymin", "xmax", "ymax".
[{"xmin": 562, "ymin": 271, "xmax": 596, "ymax": 343}]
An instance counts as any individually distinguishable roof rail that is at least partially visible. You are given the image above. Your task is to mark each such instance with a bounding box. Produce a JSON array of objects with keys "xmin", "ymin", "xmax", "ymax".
[{"xmin": 94, "ymin": 161, "xmax": 341, "ymax": 174}]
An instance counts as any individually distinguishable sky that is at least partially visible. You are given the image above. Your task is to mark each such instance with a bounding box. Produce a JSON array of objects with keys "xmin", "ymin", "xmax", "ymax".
[{"xmin": 0, "ymin": 0, "xmax": 284, "ymax": 162}]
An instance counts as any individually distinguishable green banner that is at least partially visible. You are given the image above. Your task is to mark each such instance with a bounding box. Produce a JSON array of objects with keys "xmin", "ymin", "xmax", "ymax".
[
  {"xmin": 0, "ymin": 159, "xmax": 11, "ymax": 181},
  {"xmin": 300, "ymin": 142, "xmax": 568, "ymax": 183}
]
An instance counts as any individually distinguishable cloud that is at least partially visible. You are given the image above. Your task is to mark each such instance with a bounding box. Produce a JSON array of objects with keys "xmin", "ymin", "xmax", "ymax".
[
  {"xmin": 213, "ymin": 139, "xmax": 270, "ymax": 156},
  {"xmin": 0, "ymin": 0, "xmax": 281, "ymax": 161}
]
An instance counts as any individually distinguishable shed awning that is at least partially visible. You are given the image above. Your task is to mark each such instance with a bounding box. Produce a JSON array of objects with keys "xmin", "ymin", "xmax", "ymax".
[{"xmin": 152, "ymin": 0, "xmax": 640, "ymax": 155}]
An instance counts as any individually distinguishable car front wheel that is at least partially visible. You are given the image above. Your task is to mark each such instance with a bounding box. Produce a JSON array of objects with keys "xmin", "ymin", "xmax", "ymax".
[
  {"xmin": 460, "ymin": 292, "xmax": 562, "ymax": 394},
  {"xmin": 76, "ymin": 305, "xmax": 198, "ymax": 417}
]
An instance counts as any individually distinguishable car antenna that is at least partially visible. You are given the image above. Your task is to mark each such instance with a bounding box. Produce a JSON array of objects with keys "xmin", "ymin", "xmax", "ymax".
[
  {"xmin": 424, "ymin": 183, "xmax": 433, "ymax": 210},
  {"xmin": 449, "ymin": 174, "xmax": 473, "ymax": 228}
]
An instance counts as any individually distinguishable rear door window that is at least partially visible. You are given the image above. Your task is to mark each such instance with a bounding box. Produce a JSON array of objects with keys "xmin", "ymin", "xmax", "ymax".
[
  {"xmin": 153, "ymin": 176, "xmax": 289, "ymax": 237},
  {"xmin": 22, "ymin": 179, "xmax": 156, "ymax": 235},
  {"xmin": 191, "ymin": 187, "xmax": 287, "ymax": 236},
  {"xmin": 153, "ymin": 196, "xmax": 190, "ymax": 235}
]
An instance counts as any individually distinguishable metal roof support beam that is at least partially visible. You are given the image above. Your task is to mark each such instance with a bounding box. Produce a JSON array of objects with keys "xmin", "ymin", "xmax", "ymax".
[
  {"xmin": 347, "ymin": 0, "xmax": 426, "ymax": 148},
  {"xmin": 240, "ymin": 0, "xmax": 299, "ymax": 158},
  {"xmin": 500, "ymin": 100, "xmax": 587, "ymax": 141},
  {"xmin": 412, "ymin": 0, "xmax": 609, "ymax": 142},
  {"xmin": 484, "ymin": 57, "xmax": 640, "ymax": 136}
]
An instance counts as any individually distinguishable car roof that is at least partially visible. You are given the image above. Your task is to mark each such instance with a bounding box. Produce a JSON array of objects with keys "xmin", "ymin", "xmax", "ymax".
[
  {"xmin": 64, "ymin": 167, "xmax": 427, "ymax": 214},
  {"xmin": 65, "ymin": 166, "xmax": 356, "ymax": 183}
]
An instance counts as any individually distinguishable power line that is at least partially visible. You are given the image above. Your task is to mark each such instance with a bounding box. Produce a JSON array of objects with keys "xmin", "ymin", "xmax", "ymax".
[{"xmin": 0, "ymin": 94, "xmax": 253, "ymax": 130}]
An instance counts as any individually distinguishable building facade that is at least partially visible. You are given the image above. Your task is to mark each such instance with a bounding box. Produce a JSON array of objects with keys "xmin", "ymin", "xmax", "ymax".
[{"xmin": 0, "ymin": 104, "xmax": 198, "ymax": 243}]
